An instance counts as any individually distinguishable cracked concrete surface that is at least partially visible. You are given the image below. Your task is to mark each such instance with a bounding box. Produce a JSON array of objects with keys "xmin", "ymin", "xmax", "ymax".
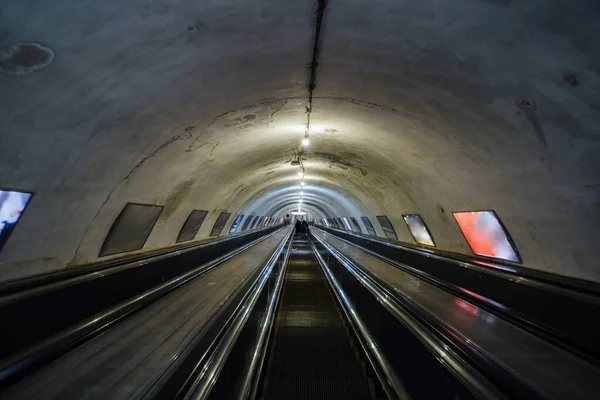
[{"xmin": 0, "ymin": 0, "xmax": 599, "ymax": 282}]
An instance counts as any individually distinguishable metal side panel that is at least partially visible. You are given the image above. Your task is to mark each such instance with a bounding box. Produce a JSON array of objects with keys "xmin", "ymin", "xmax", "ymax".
[
  {"xmin": 313, "ymin": 228, "xmax": 600, "ymax": 400},
  {"xmin": 1, "ymin": 230, "xmax": 289, "ymax": 400},
  {"xmin": 260, "ymin": 239, "xmax": 375, "ymax": 400}
]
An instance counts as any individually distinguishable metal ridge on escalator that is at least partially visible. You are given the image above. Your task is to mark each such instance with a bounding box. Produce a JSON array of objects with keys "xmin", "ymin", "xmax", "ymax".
[
  {"xmin": 311, "ymin": 232, "xmax": 508, "ymax": 400},
  {"xmin": 313, "ymin": 228, "xmax": 600, "ymax": 400},
  {"xmin": 315, "ymin": 226, "xmax": 600, "ymax": 363},
  {"xmin": 317, "ymin": 225, "xmax": 600, "ymax": 295},
  {"xmin": 308, "ymin": 238, "xmax": 410, "ymax": 400},
  {"xmin": 0, "ymin": 225, "xmax": 282, "ymax": 296},
  {"xmin": 151, "ymin": 228, "xmax": 293, "ymax": 399},
  {"xmin": 0, "ymin": 226, "xmax": 284, "ymax": 390}
]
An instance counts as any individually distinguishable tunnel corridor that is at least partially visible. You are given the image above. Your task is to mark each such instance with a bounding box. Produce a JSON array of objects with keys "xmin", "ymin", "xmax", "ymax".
[
  {"xmin": 0, "ymin": 225, "xmax": 599, "ymax": 399},
  {"xmin": 1, "ymin": 0, "xmax": 600, "ymax": 398},
  {"xmin": 1, "ymin": 0, "xmax": 599, "ymax": 283}
]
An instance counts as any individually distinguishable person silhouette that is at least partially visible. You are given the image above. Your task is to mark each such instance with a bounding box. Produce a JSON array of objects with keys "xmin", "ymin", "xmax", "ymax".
[{"xmin": 301, "ymin": 220, "xmax": 309, "ymax": 238}]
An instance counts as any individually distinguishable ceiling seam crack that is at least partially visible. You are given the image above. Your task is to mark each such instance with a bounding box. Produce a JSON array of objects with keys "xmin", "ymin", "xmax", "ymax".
[{"xmin": 305, "ymin": 0, "xmax": 327, "ymax": 133}]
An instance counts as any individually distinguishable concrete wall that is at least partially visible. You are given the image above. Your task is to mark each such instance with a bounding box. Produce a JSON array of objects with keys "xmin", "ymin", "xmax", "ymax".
[{"xmin": 1, "ymin": 0, "xmax": 599, "ymax": 282}]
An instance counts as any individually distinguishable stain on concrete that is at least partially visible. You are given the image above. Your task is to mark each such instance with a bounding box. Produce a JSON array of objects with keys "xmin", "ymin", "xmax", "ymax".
[
  {"xmin": 124, "ymin": 134, "xmax": 183, "ymax": 180},
  {"xmin": 66, "ymin": 256, "xmax": 84, "ymax": 268},
  {"xmin": 72, "ymin": 189, "xmax": 117, "ymax": 259},
  {"xmin": 319, "ymin": 96, "xmax": 398, "ymax": 112},
  {"xmin": 516, "ymin": 98, "xmax": 547, "ymax": 148},
  {"xmin": 383, "ymin": 163, "xmax": 397, "ymax": 173},
  {"xmin": 269, "ymin": 99, "xmax": 288, "ymax": 121},
  {"xmin": 313, "ymin": 152, "xmax": 355, "ymax": 169},
  {"xmin": 393, "ymin": 182, "xmax": 418, "ymax": 207},
  {"xmin": 370, "ymin": 176, "xmax": 390, "ymax": 193},
  {"xmin": 159, "ymin": 179, "xmax": 195, "ymax": 219},
  {"xmin": 0, "ymin": 42, "xmax": 54, "ymax": 75},
  {"xmin": 13, "ymin": 257, "xmax": 58, "ymax": 267},
  {"xmin": 186, "ymin": 98, "xmax": 288, "ymax": 151},
  {"xmin": 382, "ymin": 167, "xmax": 418, "ymax": 207},
  {"xmin": 186, "ymin": 140, "xmax": 213, "ymax": 153},
  {"xmin": 231, "ymin": 183, "xmax": 251, "ymax": 199},
  {"xmin": 339, "ymin": 151, "xmax": 364, "ymax": 162},
  {"xmin": 208, "ymin": 98, "xmax": 284, "ymax": 126},
  {"xmin": 311, "ymin": 151, "xmax": 370, "ymax": 178},
  {"xmin": 12, "ymin": 257, "xmax": 63, "ymax": 277},
  {"xmin": 325, "ymin": 128, "xmax": 337, "ymax": 133},
  {"xmin": 581, "ymin": 182, "xmax": 600, "ymax": 188},
  {"xmin": 108, "ymin": 123, "xmax": 201, "ymax": 177},
  {"xmin": 210, "ymin": 141, "xmax": 220, "ymax": 155},
  {"xmin": 436, "ymin": 204, "xmax": 449, "ymax": 221},
  {"xmin": 224, "ymin": 114, "xmax": 257, "ymax": 128},
  {"xmin": 537, "ymin": 94, "xmax": 600, "ymax": 143},
  {"xmin": 182, "ymin": 125, "xmax": 196, "ymax": 137},
  {"xmin": 564, "ymin": 74, "xmax": 581, "ymax": 87},
  {"xmin": 261, "ymin": 158, "xmax": 284, "ymax": 169},
  {"xmin": 187, "ymin": 21, "xmax": 206, "ymax": 32},
  {"xmin": 462, "ymin": 148, "xmax": 490, "ymax": 169}
]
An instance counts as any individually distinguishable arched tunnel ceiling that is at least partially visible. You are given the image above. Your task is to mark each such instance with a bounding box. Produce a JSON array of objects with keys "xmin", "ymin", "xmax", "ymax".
[{"xmin": 0, "ymin": 0, "xmax": 599, "ymax": 282}]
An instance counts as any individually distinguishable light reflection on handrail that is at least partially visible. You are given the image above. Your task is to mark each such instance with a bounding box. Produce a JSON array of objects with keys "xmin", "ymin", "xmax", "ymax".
[
  {"xmin": 0, "ymin": 233, "xmax": 276, "ymax": 387},
  {"xmin": 238, "ymin": 232, "xmax": 294, "ymax": 399},
  {"xmin": 183, "ymin": 228, "xmax": 293, "ymax": 400},
  {"xmin": 308, "ymin": 237, "xmax": 411, "ymax": 400},
  {"xmin": 312, "ymin": 226, "xmax": 600, "ymax": 303}
]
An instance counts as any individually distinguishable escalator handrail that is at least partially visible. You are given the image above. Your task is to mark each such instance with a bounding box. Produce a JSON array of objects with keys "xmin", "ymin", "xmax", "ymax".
[
  {"xmin": 308, "ymin": 237, "xmax": 411, "ymax": 400},
  {"xmin": 315, "ymin": 226, "xmax": 600, "ymax": 298},
  {"xmin": 311, "ymin": 233, "xmax": 510, "ymax": 400},
  {"xmin": 0, "ymin": 225, "xmax": 283, "ymax": 299},
  {"xmin": 238, "ymin": 232, "xmax": 294, "ymax": 399},
  {"xmin": 0, "ymin": 233, "xmax": 275, "ymax": 390},
  {"xmin": 177, "ymin": 228, "xmax": 293, "ymax": 400}
]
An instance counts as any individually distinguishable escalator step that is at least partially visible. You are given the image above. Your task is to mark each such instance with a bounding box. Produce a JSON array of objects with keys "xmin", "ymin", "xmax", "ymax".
[{"xmin": 262, "ymin": 240, "xmax": 373, "ymax": 400}]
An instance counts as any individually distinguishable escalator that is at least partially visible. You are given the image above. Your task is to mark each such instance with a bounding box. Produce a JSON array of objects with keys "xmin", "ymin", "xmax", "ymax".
[
  {"xmin": 310, "ymin": 227, "xmax": 600, "ymax": 400},
  {"xmin": 8, "ymin": 227, "xmax": 584, "ymax": 399},
  {"xmin": 258, "ymin": 238, "xmax": 378, "ymax": 399},
  {"xmin": 0, "ymin": 228, "xmax": 290, "ymax": 399},
  {"xmin": 208, "ymin": 233, "xmax": 496, "ymax": 399}
]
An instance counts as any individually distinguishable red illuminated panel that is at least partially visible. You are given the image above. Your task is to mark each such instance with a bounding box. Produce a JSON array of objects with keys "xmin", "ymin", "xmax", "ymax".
[{"xmin": 453, "ymin": 211, "xmax": 521, "ymax": 263}]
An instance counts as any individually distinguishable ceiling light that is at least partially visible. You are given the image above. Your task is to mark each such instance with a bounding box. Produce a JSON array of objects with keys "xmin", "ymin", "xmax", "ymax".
[
  {"xmin": 302, "ymin": 138, "xmax": 309, "ymax": 146},
  {"xmin": 291, "ymin": 211, "xmax": 307, "ymax": 216}
]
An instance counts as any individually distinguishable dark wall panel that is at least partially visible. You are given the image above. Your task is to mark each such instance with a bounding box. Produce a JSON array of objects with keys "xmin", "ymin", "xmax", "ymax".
[
  {"xmin": 376, "ymin": 215, "xmax": 398, "ymax": 239},
  {"xmin": 350, "ymin": 217, "xmax": 363, "ymax": 233},
  {"xmin": 100, "ymin": 203, "xmax": 163, "ymax": 256},
  {"xmin": 210, "ymin": 212, "xmax": 231, "ymax": 236},
  {"xmin": 241, "ymin": 215, "xmax": 255, "ymax": 231},
  {"xmin": 361, "ymin": 216, "xmax": 376, "ymax": 236},
  {"xmin": 176, "ymin": 210, "xmax": 208, "ymax": 243}
]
